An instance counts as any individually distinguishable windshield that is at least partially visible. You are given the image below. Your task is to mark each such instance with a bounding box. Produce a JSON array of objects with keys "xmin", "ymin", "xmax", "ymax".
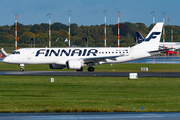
[{"xmin": 11, "ymin": 51, "xmax": 20, "ymax": 54}]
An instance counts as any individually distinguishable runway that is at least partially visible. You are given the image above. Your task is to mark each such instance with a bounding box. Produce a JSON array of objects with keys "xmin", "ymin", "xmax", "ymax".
[{"xmin": 0, "ymin": 71, "xmax": 180, "ymax": 77}]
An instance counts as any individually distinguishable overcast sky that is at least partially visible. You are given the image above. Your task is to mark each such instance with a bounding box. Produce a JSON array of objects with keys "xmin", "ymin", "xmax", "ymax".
[{"xmin": 0, "ymin": 0, "xmax": 179, "ymax": 27}]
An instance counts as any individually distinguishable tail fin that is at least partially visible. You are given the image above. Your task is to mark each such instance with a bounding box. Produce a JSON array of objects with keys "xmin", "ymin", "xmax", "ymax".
[
  {"xmin": 133, "ymin": 22, "xmax": 163, "ymax": 52},
  {"xmin": 136, "ymin": 32, "xmax": 145, "ymax": 44}
]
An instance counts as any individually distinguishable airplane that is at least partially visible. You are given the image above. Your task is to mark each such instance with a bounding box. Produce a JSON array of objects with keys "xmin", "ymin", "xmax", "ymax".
[{"xmin": 3, "ymin": 22, "xmax": 163, "ymax": 72}]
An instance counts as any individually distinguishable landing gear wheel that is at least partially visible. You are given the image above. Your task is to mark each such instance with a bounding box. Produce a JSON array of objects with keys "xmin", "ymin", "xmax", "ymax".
[
  {"xmin": 20, "ymin": 68, "xmax": 24, "ymax": 72},
  {"xmin": 88, "ymin": 67, "xmax": 94, "ymax": 72},
  {"xmin": 76, "ymin": 67, "xmax": 83, "ymax": 72}
]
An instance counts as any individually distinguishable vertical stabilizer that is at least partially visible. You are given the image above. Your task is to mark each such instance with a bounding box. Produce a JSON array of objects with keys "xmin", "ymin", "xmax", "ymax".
[{"xmin": 133, "ymin": 22, "xmax": 163, "ymax": 52}]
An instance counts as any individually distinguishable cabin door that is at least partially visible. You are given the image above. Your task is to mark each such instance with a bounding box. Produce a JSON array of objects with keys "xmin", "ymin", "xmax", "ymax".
[
  {"xmin": 26, "ymin": 49, "xmax": 32, "ymax": 59},
  {"xmin": 130, "ymin": 48, "xmax": 135, "ymax": 59}
]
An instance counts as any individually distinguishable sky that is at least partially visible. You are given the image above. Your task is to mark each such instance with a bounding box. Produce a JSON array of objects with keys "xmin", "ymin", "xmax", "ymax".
[{"xmin": 0, "ymin": 0, "xmax": 180, "ymax": 27}]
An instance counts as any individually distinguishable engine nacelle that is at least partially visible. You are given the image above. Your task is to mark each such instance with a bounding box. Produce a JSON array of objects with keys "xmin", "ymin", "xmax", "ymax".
[
  {"xmin": 66, "ymin": 59, "xmax": 84, "ymax": 69},
  {"xmin": 49, "ymin": 64, "xmax": 65, "ymax": 69}
]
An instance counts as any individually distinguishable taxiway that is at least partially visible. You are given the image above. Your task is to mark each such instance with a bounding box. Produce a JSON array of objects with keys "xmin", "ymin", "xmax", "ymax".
[{"xmin": 0, "ymin": 71, "xmax": 179, "ymax": 77}]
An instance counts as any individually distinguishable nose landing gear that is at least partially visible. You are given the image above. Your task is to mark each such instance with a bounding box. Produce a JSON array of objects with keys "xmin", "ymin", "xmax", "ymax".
[
  {"xmin": 20, "ymin": 67, "xmax": 24, "ymax": 72},
  {"xmin": 19, "ymin": 64, "xmax": 25, "ymax": 72}
]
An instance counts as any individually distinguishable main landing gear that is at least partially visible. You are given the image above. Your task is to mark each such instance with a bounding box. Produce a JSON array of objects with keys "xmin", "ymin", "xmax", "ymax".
[
  {"xmin": 76, "ymin": 67, "xmax": 95, "ymax": 72},
  {"xmin": 88, "ymin": 67, "xmax": 94, "ymax": 72}
]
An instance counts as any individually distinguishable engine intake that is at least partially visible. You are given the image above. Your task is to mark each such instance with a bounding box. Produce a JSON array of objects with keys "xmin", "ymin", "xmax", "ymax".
[{"xmin": 66, "ymin": 59, "xmax": 84, "ymax": 69}]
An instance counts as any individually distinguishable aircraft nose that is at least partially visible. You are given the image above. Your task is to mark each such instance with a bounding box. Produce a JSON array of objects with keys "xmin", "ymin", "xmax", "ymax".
[{"xmin": 3, "ymin": 57, "xmax": 10, "ymax": 63}]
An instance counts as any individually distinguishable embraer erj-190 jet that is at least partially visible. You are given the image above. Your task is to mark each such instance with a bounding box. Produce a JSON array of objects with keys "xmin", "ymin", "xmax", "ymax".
[{"xmin": 3, "ymin": 22, "xmax": 163, "ymax": 72}]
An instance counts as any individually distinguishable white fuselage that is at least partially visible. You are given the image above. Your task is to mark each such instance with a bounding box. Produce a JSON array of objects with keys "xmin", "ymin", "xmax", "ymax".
[{"xmin": 3, "ymin": 47, "xmax": 150, "ymax": 65}]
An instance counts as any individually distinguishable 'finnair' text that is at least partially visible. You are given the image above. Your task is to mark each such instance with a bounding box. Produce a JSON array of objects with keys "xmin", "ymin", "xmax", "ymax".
[{"xmin": 35, "ymin": 49, "xmax": 98, "ymax": 57}]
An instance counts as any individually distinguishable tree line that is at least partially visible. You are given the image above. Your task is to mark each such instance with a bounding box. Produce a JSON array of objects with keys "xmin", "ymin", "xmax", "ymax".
[{"xmin": 0, "ymin": 22, "xmax": 179, "ymax": 48}]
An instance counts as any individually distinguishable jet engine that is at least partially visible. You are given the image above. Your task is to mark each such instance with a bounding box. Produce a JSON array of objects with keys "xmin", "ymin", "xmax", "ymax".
[
  {"xmin": 49, "ymin": 64, "xmax": 65, "ymax": 69},
  {"xmin": 66, "ymin": 59, "xmax": 84, "ymax": 69}
]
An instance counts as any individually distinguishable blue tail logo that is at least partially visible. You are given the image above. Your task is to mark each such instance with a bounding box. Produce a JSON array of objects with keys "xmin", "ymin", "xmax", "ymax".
[
  {"xmin": 137, "ymin": 32, "xmax": 160, "ymax": 44},
  {"xmin": 144, "ymin": 32, "xmax": 161, "ymax": 41}
]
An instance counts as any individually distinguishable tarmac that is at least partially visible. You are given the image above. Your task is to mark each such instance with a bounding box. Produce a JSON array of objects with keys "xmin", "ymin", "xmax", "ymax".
[{"xmin": 0, "ymin": 71, "xmax": 179, "ymax": 77}]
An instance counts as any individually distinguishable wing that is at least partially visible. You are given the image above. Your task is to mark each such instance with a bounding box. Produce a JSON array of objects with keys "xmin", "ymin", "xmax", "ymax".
[{"xmin": 81, "ymin": 55, "xmax": 121, "ymax": 63}]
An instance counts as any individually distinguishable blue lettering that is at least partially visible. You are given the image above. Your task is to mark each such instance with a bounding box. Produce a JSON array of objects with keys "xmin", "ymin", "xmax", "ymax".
[
  {"xmin": 82, "ymin": 49, "xmax": 87, "ymax": 56},
  {"xmin": 35, "ymin": 49, "xmax": 45, "ymax": 56},
  {"xmin": 49, "ymin": 49, "xmax": 60, "ymax": 56},
  {"xmin": 87, "ymin": 49, "xmax": 98, "ymax": 56},
  {"xmin": 60, "ymin": 49, "xmax": 71, "ymax": 56},
  {"xmin": 45, "ymin": 49, "xmax": 50, "ymax": 56},
  {"xmin": 71, "ymin": 49, "xmax": 82, "ymax": 56},
  {"xmin": 35, "ymin": 49, "xmax": 98, "ymax": 57}
]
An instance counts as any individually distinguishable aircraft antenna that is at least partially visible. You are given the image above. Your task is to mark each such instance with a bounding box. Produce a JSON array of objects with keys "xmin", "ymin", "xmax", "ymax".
[
  {"xmin": 163, "ymin": 12, "xmax": 166, "ymax": 49},
  {"xmin": 15, "ymin": 14, "xmax": 19, "ymax": 50},
  {"xmin": 47, "ymin": 14, "xmax": 51, "ymax": 48},
  {"xmin": 118, "ymin": 11, "xmax": 121, "ymax": 47},
  {"xmin": 103, "ymin": 10, "xmax": 107, "ymax": 47},
  {"xmin": 68, "ymin": 10, "xmax": 72, "ymax": 48},
  {"xmin": 151, "ymin": 11, "xmax": 155, "ymax": 27}
]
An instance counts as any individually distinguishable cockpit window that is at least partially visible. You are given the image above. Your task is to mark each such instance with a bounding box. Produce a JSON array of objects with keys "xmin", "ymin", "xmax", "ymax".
[
  {"xmin": 11, "ymin": 51, "xmax": 20, "ymax": 54},
  {"xmin": 11, "ymin": 51, "xmax": 16, "ymax": 54},
  {"xmin": 16, "ymin": 51, "xmax": 20, "ymax": 54}
]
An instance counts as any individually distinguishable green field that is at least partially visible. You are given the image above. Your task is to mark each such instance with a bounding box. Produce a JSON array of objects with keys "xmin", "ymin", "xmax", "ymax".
[
  {"xmin": 1, "ymin": 63, "xmax": 180, "ymax": 112},
  {"xmin": 0, "ymin": 76, "xmax": 180, "ymax": 112}
]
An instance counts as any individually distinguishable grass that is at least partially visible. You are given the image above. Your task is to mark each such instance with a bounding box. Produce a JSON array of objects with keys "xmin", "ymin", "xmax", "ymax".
[
  {"xmin": 1, "ymin": 62, "xmax": 180, "ymax": 72},
  {"xmin": 1, "ymin": 62, "xmax": 180, "ymax": 112},
  {"xmin": 0, "ymin": 76, "xmax": 180, "ymax": 112}
]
